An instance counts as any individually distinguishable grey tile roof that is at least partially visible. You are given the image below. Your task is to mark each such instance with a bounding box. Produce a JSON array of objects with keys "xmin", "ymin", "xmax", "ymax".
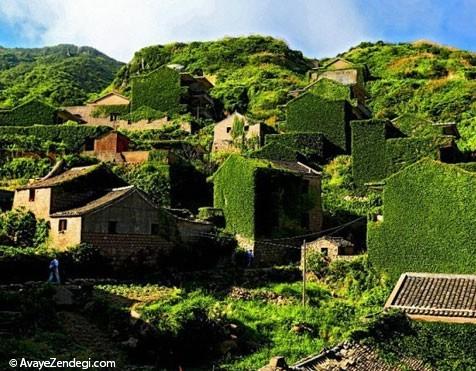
[
  {"xmin": 291, "ymin": 342, "xmax": 431, "ymax": 371},
  {"xmin": 385, "ymin": 272, "xmax": 476, "ymax": 322}
]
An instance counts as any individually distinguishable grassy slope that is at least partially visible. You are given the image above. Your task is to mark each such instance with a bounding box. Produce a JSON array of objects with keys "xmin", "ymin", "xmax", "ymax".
[
  {"xmin": 0, "ymin": 44, "xmax": 123, "ymax": 108},
  {"xmin": 113, "ymin": 35, "xmax": 312, "ymax": 121},
  {"xmin": 340, "ymin": 41, "xmax": 476, "ymax": 150}
]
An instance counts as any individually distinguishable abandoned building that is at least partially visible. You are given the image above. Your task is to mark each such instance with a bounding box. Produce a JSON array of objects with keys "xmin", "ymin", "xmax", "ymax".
[
  {"xmin": 351, "ymin": 119, "xmax": 461, "ymax": 187},
  {"xmin": 308, "ymin": 58, "xmax": 369, "ymax": 103},
  {"xmin": 64, "ymin": 91, "xmax": 190, "ymax": 132},
  {"xmin": 12, "ymin": 163, "xmax": 213, "ymax": 264},
  {"xmin": 304, "ymin": 236, "xmax": 356, "ymax": 262},
  {"xmin": 385, "ymin": 272, "xmax": 476, "ymax": 324},
  {"xmin": 0, "ymin": 98, "xmax": 83, "ymax": 126},
  {"xmin": 82, "ymin": 131, "xmax": 150, "ymax": 164},
  {"xmin": 212, "ymin": 155, "xmax": 322, "ymax": 265},
  {"xmin": 212, "ymin": 112, "xmax": 267, "ymax": 152},
  {"xmin": 130, "ymin": 65, "xmax": 218, "ymax": 120},
  {"xmin": 368, "ymin": 159, "xmax": 476, "ymax": 280}
]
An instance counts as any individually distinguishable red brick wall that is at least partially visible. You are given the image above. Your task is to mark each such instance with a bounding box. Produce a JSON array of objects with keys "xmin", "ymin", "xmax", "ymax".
[{"xmin": 94, "ymin": 133, "xmax": 130, "ymax": 153}]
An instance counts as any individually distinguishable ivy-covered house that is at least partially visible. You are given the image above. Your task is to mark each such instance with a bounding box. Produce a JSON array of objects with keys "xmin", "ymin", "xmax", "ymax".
[
  {"xmin": 211, "ymin": 155, "xmax": 322, "ymax": 265},
  {"xmin": 351, "ymin": 118, "xmax": 461, "ymax": 187},
  {"xmin": 64, "ymin": 91, "xmax": 187, "ymax": 132},
  {"xmin": 307, "ymin": 58, "xmax": 369, "ymax": 104},
  {"xmin": 0, "ymin": 99, "xmax": 78, "ymax": 126},
  {"xmin": 131, "ymin": 65, "xmax": 217, "ymax": 120},
  {"xmin": 285, "ymin": 80, "xmax": 370, "ymax": 154},
  {"xmin": 368, "ymin": 159, "xmax": 476, "ymax": 281}
]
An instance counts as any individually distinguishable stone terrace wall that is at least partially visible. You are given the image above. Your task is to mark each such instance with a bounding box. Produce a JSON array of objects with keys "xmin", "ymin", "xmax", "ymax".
[{"xmin": 82, "ymin": 232, "xmax": 174, "ymax": 269}]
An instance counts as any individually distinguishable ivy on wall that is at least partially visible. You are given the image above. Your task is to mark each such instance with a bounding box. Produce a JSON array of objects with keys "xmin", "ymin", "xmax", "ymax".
[
  {"xmin": 0, "ymin": 124, "xmax": 111, "ymax": 152},
  {"xmin": 131, "ymin": 66, "xmax": 185, "ymax": 114},
  {"xmin": 212, "ymin": 155, "xmax": 318, "ymax": 239},
  {"xmin": 368, "ymin": 159, "xmax": 476, "ymax": 281},
  {"xmin": 351, "ymin": 119, "xmax": 457, "ymax": 188},
  {"xmin": 286, "ymin": 96, "xmax": 351, "ymax": 152},
  {"xmin": 0, "ymin": 99, "xmax": 58, "ymax": 126},
  {"xmin": 91, "ymin": 104, "xmax": 130, "ymax": 118}
]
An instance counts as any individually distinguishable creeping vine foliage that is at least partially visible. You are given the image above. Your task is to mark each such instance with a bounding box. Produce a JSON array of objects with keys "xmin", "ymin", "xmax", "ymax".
[
  {"xmin": 286, "ymin": 96, "xmax": 351, "ymax": 152},
  {"xmin": 368, "ymin": 159, "xmax": 476, "ymax": 280},
  {"xmin": 131, "ymin": 66, "xmax": 185, "ymax": 114},
  {"xmin": 0, "ymin": 99, "xmax": 58, "ymax": 126}
]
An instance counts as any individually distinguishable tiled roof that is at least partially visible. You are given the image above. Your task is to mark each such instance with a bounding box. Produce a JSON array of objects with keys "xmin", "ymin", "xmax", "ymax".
[
  {"xmin": 50, "ymin": 186, "xmax": 139, "ymax": 217},
  {"xmin": 18, "ymin": 165, "xmax": 101, "ymax": 190},
  {"xmin": 385, "ymin": 272, "xmax": 476, "ymax": 323},
  {"xmin": 291, "ymin": 342, "xmax": 431, "ymax": 371}
]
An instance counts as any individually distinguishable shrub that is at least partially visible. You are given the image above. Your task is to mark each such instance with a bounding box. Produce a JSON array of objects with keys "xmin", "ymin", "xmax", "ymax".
[
  {"xmin": 0, "ymin": 208, "xmax": 49, "ymax": 247},
  {"xmin": 113, "ymin": 162, "xmax": 171, "ymax": 206},
  {"xmin": 0, "ymin": 124, "xmax": 111, "ymax": 152},
  {"xmin": 0, "ymin": 157, "xmax": 52, "ymax": 180}
]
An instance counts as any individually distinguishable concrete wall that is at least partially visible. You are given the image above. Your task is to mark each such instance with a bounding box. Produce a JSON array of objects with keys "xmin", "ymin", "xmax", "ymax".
[
  {"xmin": 82, "ymin": 191, "xmax": 161, "ymax": 235},
  {"xmin": 49, "ymin": 217, "xmax": 82, "ymax": 250},
  {"xmin": 318, "ymin": 69, "xmax": 358, "ymax": 86},
  {"xmin": 13, "ymin": 188, "xmax": 52, "ymax": 220}
]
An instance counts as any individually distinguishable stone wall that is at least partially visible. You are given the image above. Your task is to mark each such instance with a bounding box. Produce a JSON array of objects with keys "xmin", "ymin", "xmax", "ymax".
[
  {"xmin": 253, "ymin": 239, "xmax": 300, "ymax": 267},
  {"xmin": 81, "ymin": 232, "xmax": 174, "ymax": 268}
]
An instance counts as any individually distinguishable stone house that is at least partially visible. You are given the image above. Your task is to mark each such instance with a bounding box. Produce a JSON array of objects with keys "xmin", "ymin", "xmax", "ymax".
[
  {"xmin": 307, "ymin": 58, "xmax": 369, "ymax": 105},
  {"xmin": 304, "ymin": 236, "xmax": 356, "ymax": 262},
  {"xmin": 212, "ymin": 155, "xmax": 322, "ymax": 265},
  {"xmin": 212, "ymin": 112, "xmax": 265, "ymax": 152},
  {"xmin": 12, "ymin": 164, "xmax": 213, "ymax": 264},
  {"xmin": 65, "ymin": 91, "xmax": 191, "ymax": 132},
  {"xmin": 82, "ymin": 131, "xmax": 150, "ymax": 164}
]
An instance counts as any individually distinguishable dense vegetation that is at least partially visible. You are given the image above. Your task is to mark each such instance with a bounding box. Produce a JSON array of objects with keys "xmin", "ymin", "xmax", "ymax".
[
  {"xmin": 89, "ymin": 256, "xmax": 389, "ymax": 370},
  {"xmin": 341, "ymin": 40, "xmax": 476, "ymax": 150},
  {"xmin": 113, "ymin": 36, "xmax": 312, "ymax": 120},
  {"xmin": 0, "ymin": 44, "xmax": 122, "ymax": 108}
]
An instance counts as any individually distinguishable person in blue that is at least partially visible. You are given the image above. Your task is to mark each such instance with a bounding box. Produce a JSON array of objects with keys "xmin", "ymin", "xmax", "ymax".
[
  {"xmin": 245, "ymin": 249, "xmax": 254, "ymax": 267},
  {"xmin": 48, "ymin": 257, "xmax": 60, "ymax": 284}
]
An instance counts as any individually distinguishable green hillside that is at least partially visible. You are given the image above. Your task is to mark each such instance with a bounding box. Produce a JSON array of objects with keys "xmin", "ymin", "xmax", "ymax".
[
  {"xmin": 113, "ymin": 36, "xmax": 313, "ymax": 121},
  {"xmin": 340, "ymin": 41, "xmax": 476, "ymax": 150},
  {"xmin": 0, "ymin": 44, "xmax": 123, "ymax": 108}
]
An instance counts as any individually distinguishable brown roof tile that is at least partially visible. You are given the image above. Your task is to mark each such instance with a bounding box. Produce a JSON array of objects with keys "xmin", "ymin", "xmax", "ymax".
[{"xmin": 385, "ymin": 272, "xmax": 476, "ymax": 322}]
